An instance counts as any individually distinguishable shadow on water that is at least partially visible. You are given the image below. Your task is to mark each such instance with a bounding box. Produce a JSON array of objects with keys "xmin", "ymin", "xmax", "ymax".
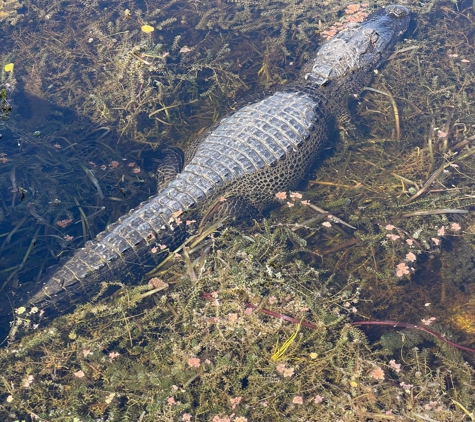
[
  {"xmin": 0, "ymin": 0, "xmax": 324, "ymax": 341},
  {"xmin": 0, "ymin": 85, "xmax": 161, "ymax": 341}
]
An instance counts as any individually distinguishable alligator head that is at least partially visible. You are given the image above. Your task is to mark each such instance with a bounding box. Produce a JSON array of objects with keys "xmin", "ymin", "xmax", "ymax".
[{"xmin": 305, "ymin": 4, "xmax": 410, "ymax": 86}]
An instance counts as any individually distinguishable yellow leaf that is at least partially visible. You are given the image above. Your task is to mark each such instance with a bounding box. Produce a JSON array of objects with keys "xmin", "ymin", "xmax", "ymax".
[
  {"xmin": 141, "ymin": 25, "xmax": 154, "ymax": 33},
  {"xmin": 4, "ymin": 63, "xmax": 14, "ymax": 72}
]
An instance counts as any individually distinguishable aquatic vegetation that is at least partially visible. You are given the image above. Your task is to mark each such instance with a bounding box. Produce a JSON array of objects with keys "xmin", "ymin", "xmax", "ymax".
[
  {"xmin": 3, "ymin": 0, "xmax": 475, "ymax": 419},
  {"xmin": 1, "ymin": 216, "xmax": 475, "ymax": 420},
  {"xmin": 0, "ymin": 0, "xmax": 23, "ymax": 24}
]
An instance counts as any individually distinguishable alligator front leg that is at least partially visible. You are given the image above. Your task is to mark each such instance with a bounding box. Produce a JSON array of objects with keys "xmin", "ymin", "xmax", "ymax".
[{"xmin": 156, "ymin": 147, "xmax": 185, "ymax": 190}]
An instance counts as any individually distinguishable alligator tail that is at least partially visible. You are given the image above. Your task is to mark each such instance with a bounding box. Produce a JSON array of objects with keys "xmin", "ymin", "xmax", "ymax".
[{"xmin": 27, "ymin": 177, "xmax": 204, "ymax": 316}]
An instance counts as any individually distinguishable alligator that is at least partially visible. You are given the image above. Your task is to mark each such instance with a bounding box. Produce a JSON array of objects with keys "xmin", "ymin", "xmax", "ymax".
[{"xmin": 14, "ymin": 5, "xmax": 410, "ymax": 320}]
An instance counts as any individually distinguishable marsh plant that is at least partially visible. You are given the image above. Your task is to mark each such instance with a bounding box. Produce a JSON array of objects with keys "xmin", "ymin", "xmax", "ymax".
[{"xmin": 2, "ymin": 0, "xmax": 475, "ymax": 420}]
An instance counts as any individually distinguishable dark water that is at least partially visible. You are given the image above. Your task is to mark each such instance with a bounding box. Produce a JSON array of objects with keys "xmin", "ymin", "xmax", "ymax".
[{"xmin": 2, "ymin": 1, "xmax": 475, "ymax": 419}]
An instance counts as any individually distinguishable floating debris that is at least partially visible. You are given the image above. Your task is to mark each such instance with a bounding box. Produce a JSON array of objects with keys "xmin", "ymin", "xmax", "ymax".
[{"xmin": 141, "ymin": 24, "xmax": 154, "ymax": 33}]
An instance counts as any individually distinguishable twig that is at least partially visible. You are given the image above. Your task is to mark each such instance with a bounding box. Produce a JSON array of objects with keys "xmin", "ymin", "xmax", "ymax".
[
  {"xmin": 201, "ymin": 293, "xmax": 475, "ymax": 354},
  {"xmin": 351, "ymin": 320, "xmax": 475, "ymax": 353},
  {"xmin": 304, "ymin": 202, "xmax": 356, "ymax": 230},
  {"xmin": 400, "ymin": 208, "xmax": 468, "ymax": 218},
  {"xmin": 321, "ymin": 238, "xmax": 359, "ymax": 255},
  {"xmin": 403, "ymin": 161, "xmax": 445, "ymax": 204}
]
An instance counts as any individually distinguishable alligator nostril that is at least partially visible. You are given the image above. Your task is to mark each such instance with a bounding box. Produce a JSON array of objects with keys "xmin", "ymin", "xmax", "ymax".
[{"xmin": 386, "ymin": 4, "xmax": 409, "ymax": 18}]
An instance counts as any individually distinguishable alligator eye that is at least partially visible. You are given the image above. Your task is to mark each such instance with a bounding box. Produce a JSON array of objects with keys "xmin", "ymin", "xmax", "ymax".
[{"xmin": 386, "ymin": 5, "xmax": 409, "ymax": 18}]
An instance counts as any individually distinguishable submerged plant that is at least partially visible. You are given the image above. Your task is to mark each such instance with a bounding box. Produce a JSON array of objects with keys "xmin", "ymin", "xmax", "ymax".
[{"xmin": 2, "ymin": 0, "xmax": 475, "ymax": 420}]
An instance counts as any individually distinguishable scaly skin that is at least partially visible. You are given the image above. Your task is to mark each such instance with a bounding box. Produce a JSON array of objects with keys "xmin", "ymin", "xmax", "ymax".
[{"xmin": 17, "ymin": 5, "xmax": 410, "ymax": 319}]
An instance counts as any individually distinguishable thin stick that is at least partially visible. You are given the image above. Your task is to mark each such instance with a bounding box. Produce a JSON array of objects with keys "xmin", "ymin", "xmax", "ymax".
[
  {"xmin": 363, "ymin": 87, "xmax": 400, "ymax": 141},
  {"xmin": 403, "ymin": 161, "xmax": 445, "ymax": 204},
  {"xmin": 351, "ymin": 320, "xmax": 475, "ymax": 353},
  {"xmin": 304, "ymin": 202, "xmax": 356, "ymax": 230},
  {"xmin": 201, "ymin": 293, "xmax": 475, "ymax": 354},
  {"xmin": 400, "ymin": 209, "xmax": 468, "ymax": 218}
]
